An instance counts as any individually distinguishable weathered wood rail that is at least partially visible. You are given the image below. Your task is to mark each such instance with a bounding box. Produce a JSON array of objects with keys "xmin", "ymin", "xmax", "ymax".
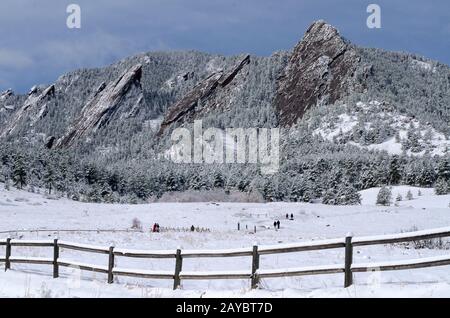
[{"xmin": 1, "ymin": 226, "xmax": 450, "ymax": 290}]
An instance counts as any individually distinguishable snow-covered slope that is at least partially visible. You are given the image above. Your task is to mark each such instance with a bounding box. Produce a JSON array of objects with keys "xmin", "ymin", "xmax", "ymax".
[{"xmin": 313, "ymin": 101, "xmax": 450, "ymax": 156}]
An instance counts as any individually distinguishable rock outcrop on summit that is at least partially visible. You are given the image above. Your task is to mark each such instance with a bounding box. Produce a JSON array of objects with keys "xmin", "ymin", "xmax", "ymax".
[
  {"xmin": 0, "ymin": 89, "xmax": 14, "ymax": 101},
  {"xmin": 54, "ymin": 64, "xmax": 145, "ymax": 148},
  {"xmin": 275, "ymin": 20, "xmax": 365, "ymax": 127}
]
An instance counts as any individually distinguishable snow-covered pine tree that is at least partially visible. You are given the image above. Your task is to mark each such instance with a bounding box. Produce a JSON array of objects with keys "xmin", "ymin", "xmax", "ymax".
[
  {"xmin": 322, "ymin": 188, "xmax": 337, "ymax": 205},
  {"xmin": 213, "ymin": 171, "xmax": 225, "ymax": 188},
  {"xmin": 437, "ymin": 157, "xmax": 450, "ymax": 181},
  {"xmin": 43, "ymin": 164, "xmax": 55, "ymax": 195},
  {"xmin": 406, "ymin": 190, "xmax": 414, "ymax": 200},
  {"xmin": 335, "ymin": 183, "xmax": 361, "ymax": 205},
  {"xmin": 12, "ymin": 154, "xmax": 27, "ymax": 190},
  {"xmin": 388, "ymin": 155, "xmax": 401, "ymax": 185},
  {"xmin": 435, "ymin": 178, "xmax": 449, "ymax": 195},
  {"xmin": 376, "ymin": 186, "xmax": 392, "ymax": 206}
]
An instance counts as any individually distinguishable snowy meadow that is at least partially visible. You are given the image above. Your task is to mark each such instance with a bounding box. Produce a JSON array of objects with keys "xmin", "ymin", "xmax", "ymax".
[{"xmin": 1, "ymin": 184, "xmax": 450, "ymax": 297}]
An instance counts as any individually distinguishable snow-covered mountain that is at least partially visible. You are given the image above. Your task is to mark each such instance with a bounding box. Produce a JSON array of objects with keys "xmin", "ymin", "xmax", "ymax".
[
  {"xmin": 0, "ymin": 20, "xmax": 449, "ymax": 203},
  {"xmin": 1, "ymin": 20, "xmax": 448, "ymax": 149}
]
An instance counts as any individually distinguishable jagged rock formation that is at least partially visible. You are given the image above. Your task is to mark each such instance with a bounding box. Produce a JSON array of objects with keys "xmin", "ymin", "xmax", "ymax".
[
  {"xmin": 0, "ymin": 84, "xmax": 55, "ymax": 137},
  {"xmin": 0, "ymin": 89, "xmax": 14, "ymax": 101},
  {"xmin": 54, "ymin": 64, "xmax": 145, "ymax": 148},
  {"xmin": 158, "ymin": 55, "xmax": 251, "ymax": 134},
  {"xmin": 275, "ymin": 20, "xmax": 365, "ymax": 127}
]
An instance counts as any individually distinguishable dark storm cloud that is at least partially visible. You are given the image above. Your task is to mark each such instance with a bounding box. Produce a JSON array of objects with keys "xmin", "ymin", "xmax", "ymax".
[{"xmin": 0, "ymin": 0, "xmax": 449, "ymax": 92}]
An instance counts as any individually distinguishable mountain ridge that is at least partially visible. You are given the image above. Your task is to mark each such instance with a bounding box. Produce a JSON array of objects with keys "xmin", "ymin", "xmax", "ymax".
[{"xmin": 0, "ymin": 20, "xmax": 448, "ymax": 204}]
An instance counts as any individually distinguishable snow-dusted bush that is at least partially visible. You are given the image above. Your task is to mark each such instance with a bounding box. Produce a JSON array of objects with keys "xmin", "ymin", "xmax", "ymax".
[
  {"xmin": 406, "ymin": 190, "xmax": 414, "ymax": 200},
  {"xmin": 401, "ymin": 226, "xmax": 450, "ymax": 250},
  {"xmin": 131, "ymin": 217, "xmax": 142, "ymax": 230}
]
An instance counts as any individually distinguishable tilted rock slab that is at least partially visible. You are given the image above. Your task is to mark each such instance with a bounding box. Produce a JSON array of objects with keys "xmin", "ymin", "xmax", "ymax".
[
  {"xmin": 55, "ymin": 64, "xmax": 144, "ymax": 148},
  {"xmin": 0, "ymin": 85, "xmax": 55, "ymax": 137},
  {"xmin": 158, "ymin": 55, "xmax": 250, "ymax": 135}
]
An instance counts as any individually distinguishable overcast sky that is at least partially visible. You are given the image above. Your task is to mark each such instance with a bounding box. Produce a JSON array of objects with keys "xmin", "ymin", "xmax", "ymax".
[{"xmin": 0, "ymin": 0, "xmax": 449, "ymax": 93}]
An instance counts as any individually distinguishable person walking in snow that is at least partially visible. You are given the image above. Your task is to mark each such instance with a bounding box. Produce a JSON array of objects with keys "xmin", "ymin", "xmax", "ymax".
[
  {"xmin": 285, "ymin": 213, "xmax": 289, "ymax": 219},
  {"xmin": 273, "ymin": 221, "xmax": 277, "ymax": 229},
  {"xmin": 276, "ymin": 220, "xmax": 280, "ymax": 229},
  {"xmin": 290, "ymin": 213, "xmax": 294, "ymax": 220}
]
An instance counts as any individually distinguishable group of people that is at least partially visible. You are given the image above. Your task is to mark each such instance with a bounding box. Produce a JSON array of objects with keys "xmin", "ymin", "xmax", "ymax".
[
  {"xmin": 152, "ymin": 223, "xmax": 161, "ymax": 233},
  {"xmin": 273, "ymin": 213, "xmax": 295, "ymax": 230}
]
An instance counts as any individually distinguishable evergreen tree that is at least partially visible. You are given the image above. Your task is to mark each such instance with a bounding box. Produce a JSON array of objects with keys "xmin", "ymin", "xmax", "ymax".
[
  {"xmin": 322, "ymin": 188, "xmax": 337, "ymax": 205},
  {"xmin": 437, "ymin": 157, "xmax": 450, "ymax": 181},
  {"xmin": 213, "ymin": 171, "xmax": 225, "ymax": 188},
  {"xmin": 406, "ymin": 190, "xmax": 414, "ymax": 200},
  {"xmin": 417, "ymin": 160, "xmax": 436, "ymax": 186},
  {"xmin": 13, "ymin": 154, "xmax": 27, "ymax": 190},
  {"xmin": 376, "ymin": 186, "xmax": 392, "ymax": 206},
  {"xmin": 335, "ymin": 183, "xmax": 361, "ymax": 205},
  {"xmin": 44, "ymin": 164, "xmax": 55, "ymax": 195},
  {"xmin": 435, "ymin": 178, "xmax": 449, "ymax": 195},
  {"xmin": 87, "ymin": 184, "xmax": 103, "ymax": 203},
  {"xmin": 130, "ymin": 174, "xmax": 150, "ymax": 199},
  {"xmin": 388, "ymin": 155, "xmax": 401, "ymax": 185}
]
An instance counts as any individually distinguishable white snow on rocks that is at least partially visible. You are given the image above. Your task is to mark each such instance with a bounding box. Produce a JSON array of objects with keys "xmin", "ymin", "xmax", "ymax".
[{"xmin": 313, "ymin": 101, "xmax": 450, "ymax": 156}]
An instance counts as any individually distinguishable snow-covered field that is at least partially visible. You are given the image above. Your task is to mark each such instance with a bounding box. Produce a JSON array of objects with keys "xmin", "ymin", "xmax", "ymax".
[{"xmin": 1, "ymin": 185, "xmax": 450, "ymax": 298}]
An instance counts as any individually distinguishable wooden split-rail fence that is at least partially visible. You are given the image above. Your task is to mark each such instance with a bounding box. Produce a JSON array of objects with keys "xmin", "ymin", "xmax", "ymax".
[{"xmin": 1, "ymin": 226, "xmax": 450, "ymax": 290}]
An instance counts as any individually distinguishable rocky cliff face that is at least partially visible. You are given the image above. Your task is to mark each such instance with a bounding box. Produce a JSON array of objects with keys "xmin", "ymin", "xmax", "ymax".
[
  {"xmin": 275, "ymin": 20, "xmax": 366, "ymax": 127},
  {"xmin": 0, "ymin": 84, "xmax": 55, "ymax": 137},
  {"xmin": 54, "ymin": 64, "xmax": 145, "ymax": 148},
  {"xmin": 0, "ymin": 89, "xmax": 14, "ymax": 101},
  {"xmin": 158, "ymin": 55, "xmax": 251, "ymax": 134}
]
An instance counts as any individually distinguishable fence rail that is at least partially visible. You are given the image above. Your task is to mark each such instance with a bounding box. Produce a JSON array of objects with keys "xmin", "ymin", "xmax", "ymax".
[{"xmin": 2, "ymin": 226, "xmax": 450, "ymax": 290}]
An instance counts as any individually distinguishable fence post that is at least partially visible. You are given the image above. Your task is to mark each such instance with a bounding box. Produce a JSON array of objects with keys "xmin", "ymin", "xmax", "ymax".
[
  {"xmin": 251, "ymin": 244, "xmax": 260, "ymax": 289},
  {"xmin": 5, "ymin": 237, "xmax": 11, "ymax": 271},
  {"xmin": 344, "ymin": 233, "xmax": 353, "ymax": 288},
  {"xmin": 53, "ymin": 238, "xmax": 59, "ymax": 278},
  {"xmin": 107, "ymin": 245, "xmax": 115, "ymax": 284},
  {"xmin": 173, "ymin": 248, "xmax": 183, "ymax": 290}
]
